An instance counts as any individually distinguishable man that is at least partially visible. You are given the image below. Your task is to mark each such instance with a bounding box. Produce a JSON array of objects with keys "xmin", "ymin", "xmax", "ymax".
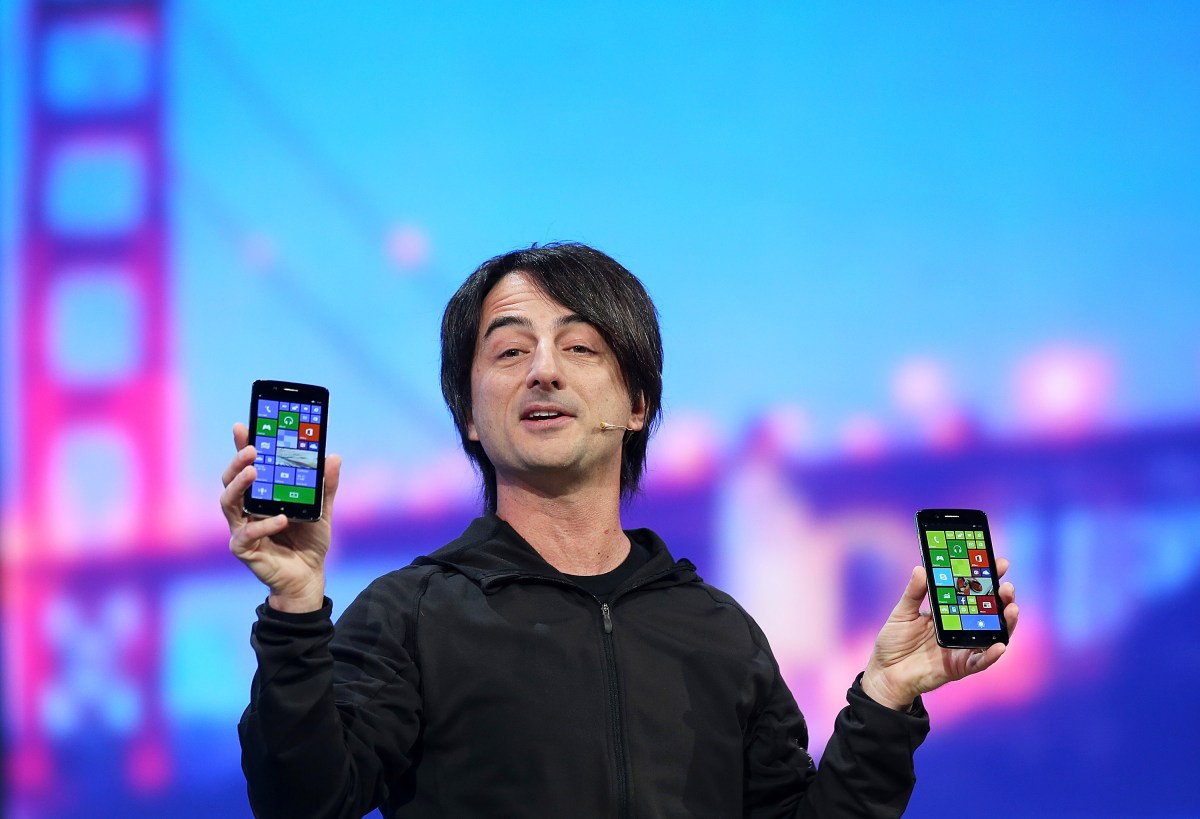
[{"xmin": 221, "ymin": 243, "xmax": 1018, "ymax": 818}]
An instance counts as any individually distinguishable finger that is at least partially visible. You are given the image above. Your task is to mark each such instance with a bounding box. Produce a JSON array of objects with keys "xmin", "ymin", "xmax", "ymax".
[
  {"xmin": 995, "ymin": 557, "xmax": 1010, "ymax": 580},
  {"xmin": 221, "ymin": 445, "xmax": 259, "ymax": 488},
  {"xmin": 233, "ymin": 422, "xmax": 250, "ymax": 451},
  {"xmin": 966, "ymin": 641, "xmax": 1007, "ymax": 675},
  {"xmin": 891, "ymin": 566, "xmax": 928, "ymax": 619},
  {"xmin": 997, "ymin": 580, "xmax": 1015, "ymax": 604},
  {"xmin": 1003, "ymin": 602, "xmax": 1019, "ymax": 638},
  {"xmin": 220, "ymin": 463, "xmax": 257, "ymax": 525},
  {"xmin": 320, "ymin": 454, "xmax": 343, "ymax": 520},
  {"xmin": 230, "ymin": 513, "xmax": 289, "ymax": 557}
]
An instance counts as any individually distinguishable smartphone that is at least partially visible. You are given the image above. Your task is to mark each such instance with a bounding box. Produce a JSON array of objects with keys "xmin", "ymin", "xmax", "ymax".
[
  {"xmin": 243, "ymin": 380, "xmax": 329, "ymax": 521},
  {"xmin": 915, "ymin": 509, "xmax": 1009, "ymax": 648}
]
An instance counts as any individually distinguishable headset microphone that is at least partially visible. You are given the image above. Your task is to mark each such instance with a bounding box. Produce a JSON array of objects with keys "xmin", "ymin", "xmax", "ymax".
[{"xmin": 599, "ymin": 421, "xmax": 631, "ymax": 431}]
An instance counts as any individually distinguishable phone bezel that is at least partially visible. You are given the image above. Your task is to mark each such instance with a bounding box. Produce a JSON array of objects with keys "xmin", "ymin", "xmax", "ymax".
[
  {"xmin": 915, "ymin": 508, "xmax": 1009, "ymax": 648},
  {"xmin": 243, "ymin": 379, "xmax": 329, "ymax": 521}
]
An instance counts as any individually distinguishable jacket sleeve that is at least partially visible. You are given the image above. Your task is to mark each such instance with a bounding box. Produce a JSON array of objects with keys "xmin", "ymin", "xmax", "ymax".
[
  {"xmin": 238, "ymin": 570, "xmax": 427, "ymax": 819},
  {"xmin": 743, "ymin": 634, "xmax": 930, "ymax": 817}
]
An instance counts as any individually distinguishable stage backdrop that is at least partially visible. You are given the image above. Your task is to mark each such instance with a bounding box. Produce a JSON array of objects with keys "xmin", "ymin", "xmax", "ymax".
[{"xmin": 2, "ymin": 3, "xmax": 1198, "ymax": 817}]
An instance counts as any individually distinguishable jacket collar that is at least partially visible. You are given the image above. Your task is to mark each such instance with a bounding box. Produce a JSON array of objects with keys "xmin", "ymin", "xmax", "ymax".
[{"xmin": 414, "ymin": 513, "xmax": 698, "ymax": 594}]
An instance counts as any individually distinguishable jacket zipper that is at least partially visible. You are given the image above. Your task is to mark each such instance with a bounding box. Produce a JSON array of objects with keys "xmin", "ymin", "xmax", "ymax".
[{"xmin": 599, "ymin": 601, "xmax": 628, "ymax": 818}]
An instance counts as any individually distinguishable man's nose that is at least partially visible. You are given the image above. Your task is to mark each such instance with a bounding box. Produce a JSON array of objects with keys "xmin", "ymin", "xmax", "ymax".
[{"xmin": 526, "ymin": 343, "xmax": 562, "ymax": 390}]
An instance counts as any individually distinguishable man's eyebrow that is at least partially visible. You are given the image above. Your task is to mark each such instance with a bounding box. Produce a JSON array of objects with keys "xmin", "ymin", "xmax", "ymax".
[
  {"xmin": 483, "ymin": 314, "xmax": 532, "ymax": 339},
  {"xmin": 483, "ymin": 313, "xmax": 590, "ymax": 338}
]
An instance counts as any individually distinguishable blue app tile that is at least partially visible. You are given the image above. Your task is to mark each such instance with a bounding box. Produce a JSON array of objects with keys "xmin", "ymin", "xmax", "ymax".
[
  {"xmin": 295, "ymin": 468, "xmax": 316, "ymax": 488},
  {"xmin": 258, "ymin": 399, "xmax": 279, "ymax": 418},
  {"xmin": 972, "ymin": 567, "xmax": 983, "ymax": 577},
  {"xmin": 275, "ymin": 466, "xmax": 296, "ymax": 485},
  {"xmin": 981, "ymin": 568, "xmax": 991, "ymax": 577},
  {"xmin": 255, "ymin": 464, "xmax": 275, "ymax": 484},
  {"xmin": 311, "ymin": 405, "xmax": 322, "ymax": 416},
  {"xmin": 278, "ymin": 430, "xmax": 299, "ymax": 448},
  {"xmin": 255, "ymin": 436, "xmax": 275, "ymax": 454},
  {"xmin": 265, "ymin": 455, "xmax": 274, "ymax": 464},
  {"xmin": 958, "ymin": 595, "xmax": 968, "ymax": 605},
  {"xmin": 961, "ymin": 614, "xmax": 1001, "ymax": 631},
  {"xmin": 255, "ymin": 452, "xmax": 264, "ymax": 464},
  {"xmin": 290, "ymin": 402, "xmax": 301, "ymax": 412},
  {"xmin": 250, "ymin": 482, "xmax": 273, "ymax": 500},
  {"xmin": 932, "ymin": 568, "xmax": 953, "ymax": 586},
  {"xmin": 301, "ymin": 404, "xmax": 312, "ymax": 414},
  {"xmin": 309, "ymin": 442, "xmax": 320, "ymax": 450},
  {"xmin": 300, "ymin": 413, "xmax": 311, "ymax": 424},
  {"xmin": 948, "ymin": 605, "xmax": 958, "ymax": 614}
]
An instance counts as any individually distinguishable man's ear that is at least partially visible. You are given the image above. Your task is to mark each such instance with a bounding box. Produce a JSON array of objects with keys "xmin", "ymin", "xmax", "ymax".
[
  {"xmin": 467, "ymin": 414, "xmax": 479, "ymax": 442},
  {"xmin": 628, "ymin": 391, "xmax": 647, "ymax": 432}
]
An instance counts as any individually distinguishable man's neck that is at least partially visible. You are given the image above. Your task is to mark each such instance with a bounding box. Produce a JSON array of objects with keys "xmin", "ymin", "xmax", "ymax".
[{"xmin": 495, "ymin": 483, "xmax": 629, "ymax": 576}]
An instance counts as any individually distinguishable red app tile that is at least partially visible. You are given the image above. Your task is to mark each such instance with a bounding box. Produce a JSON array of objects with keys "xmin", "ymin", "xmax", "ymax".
[
  {"xmin": 977, "ymin": 595, "xmax": 997, "ymax": 613},
  {"xmin": 969, "ymin": 549, "xmax": 989, "ymax": 567},
  {"xmin": 299, "ymin": 422, "xmax": 321, "ymax": 442}
]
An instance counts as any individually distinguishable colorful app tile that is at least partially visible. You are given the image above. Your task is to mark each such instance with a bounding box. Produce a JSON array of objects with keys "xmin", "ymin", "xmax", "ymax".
[
  {"xmin": 275, "ymin": 466, "xmax": 296, "ymax": 485},
  {"xmin": 256, "ymin": 418, "xmax": 277, "ymax": 436},
  {"xmin": 274, "ymin": 484, "xmax": 315, "ymax": 505},
  {"xmin": 951, "ymin": 558, "xmax": 971, "ymax": 577},
  {"xmin": 954, "ymin": 530, "xmax": 965, "ymax": 540},
  {"xmin": 926, "ymin": 530, "xmax": 947, "ymax": 549},
  {"xmin": 977, "ymin": 595, "xmax": 998, "ymax": 614},
  {"xmin": 973, "ymin": 578, "xmax": 994, "ymax": 595},
  {"xmin": 255, "ymin": 464, "xmax": 275, "ymax": 484},
  {"xmin": 928, "ymin": 549, "xmax": 950, "ymax": 568},
  {"xmin": 940, "ymin": 614, "xmax": 962, "ymax": 630},
  {"xmin": 278, "ymin": 430, "xmax": 299, "ymax": 449},
  {"xmin": 257, "ymin": 399, "xmax": 279, "ymax": 419},
  {"xmin": 250, "ymin": 482, "xmax": 272, "ymax": 500},
  {"xmin": 969, "ymin": 549, "xmax": 989, "ymax": 568},
  {"xmin": 948, "ymin": 605, "xmax": 958, "ymax": 614},
  {"xmin": 939, "ymin": 605, "xmax": 949, "ymax": 614},
  {"xmin": 295, "ymin": 468, "xmax": 316, "ymax": 488},
  {"xmin": 255, "ymin": 436, "xmax": 275, "ymax": 454},
  {"xmin": 961, "ymin": 614, "xmax": 1001, "ymax": 631},
  {"xmin": 933, "ymin": 568, "xmax": 954, "ymax": 586},
  {"xmin": 981, "ymin": 568, "xmax": 991, "ymax": 577},
  {"xmin": 948, "ymin": 541, "xmax": 968, "ymax": 559},
  {"xmin": 311, "ymin": 405, "xmax": 322, "ymax": 416},
  {"xmin": 299, "ymin": 422, "xmax": 320, "ymax": 442},
  {"xmin": 936, "ymin": 587, "xmax": 955, "ymax": 604},
  {"xmin": 279, "ymin": 411, "xmax": 299, "ymax": 430},
  {"xmin": 972, "ymin": 567, "xmax": 983, "ymax": 577}
]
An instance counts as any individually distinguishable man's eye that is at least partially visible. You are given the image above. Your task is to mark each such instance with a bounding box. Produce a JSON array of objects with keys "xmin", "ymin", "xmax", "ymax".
[
  {"xmin": 500, "ymin": 348, "xmax": 522, "ymax": 358},
  {"xmin": 568, "ymin": 344, "xmax": 592, "ymax": 354}
]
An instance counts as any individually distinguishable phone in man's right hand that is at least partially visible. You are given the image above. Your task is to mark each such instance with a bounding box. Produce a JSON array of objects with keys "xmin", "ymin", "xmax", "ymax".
[{"xmin": 915, "ymin": 508, "xmax": 1009, "ymax": 649}]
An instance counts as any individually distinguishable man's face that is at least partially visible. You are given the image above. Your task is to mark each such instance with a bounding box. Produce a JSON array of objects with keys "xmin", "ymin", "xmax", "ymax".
[{"xmin": 467, "ymin": 272, "xmax": 645, "ymax": 496}]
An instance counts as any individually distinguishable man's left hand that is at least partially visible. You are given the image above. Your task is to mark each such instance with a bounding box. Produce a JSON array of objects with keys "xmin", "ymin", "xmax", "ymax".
[{"xmin": 860, "ymin": 560, "xmax": 1019, "ymax": 711}]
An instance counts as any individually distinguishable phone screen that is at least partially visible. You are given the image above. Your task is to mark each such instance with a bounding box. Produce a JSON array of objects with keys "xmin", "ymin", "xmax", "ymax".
[
  {"xmin": 915, "ymin": 509, "xmax": 1009, "ymax": 648},
  {"xmin": 243, "ymin": 380, "xmax": 328, "ymax": 521}
]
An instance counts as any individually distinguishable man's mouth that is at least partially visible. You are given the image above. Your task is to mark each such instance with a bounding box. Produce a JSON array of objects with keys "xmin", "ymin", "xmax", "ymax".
[{"xmin": 521, "ymin": 407, "xmax": 573, "ymax": 422}]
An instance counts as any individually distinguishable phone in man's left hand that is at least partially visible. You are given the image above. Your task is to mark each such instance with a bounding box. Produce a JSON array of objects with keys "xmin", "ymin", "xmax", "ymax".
[{"xmin": 242, "ymin": 380, "xmax": 329, "ymax": 521}]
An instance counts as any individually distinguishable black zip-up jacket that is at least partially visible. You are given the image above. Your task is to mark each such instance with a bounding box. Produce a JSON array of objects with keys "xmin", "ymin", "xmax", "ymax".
[{"xmin": 240, "ymin": 515, "xmax": 929, "ymax": 818}]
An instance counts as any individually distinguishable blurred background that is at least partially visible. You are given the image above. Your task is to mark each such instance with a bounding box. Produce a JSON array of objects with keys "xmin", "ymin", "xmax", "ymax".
[{"xmin": 2, "ymin": 2, "xmax": 1199, "ymax": 817}]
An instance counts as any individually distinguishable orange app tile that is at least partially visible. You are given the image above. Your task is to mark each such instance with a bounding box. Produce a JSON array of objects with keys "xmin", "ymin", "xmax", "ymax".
[
  {"xmin": 968, "ymin": 549, "xmax": 989, "ymax": 567},
  {"xmin": 299, "ymin": 422, "xmax": 321, "ymax": 442}
]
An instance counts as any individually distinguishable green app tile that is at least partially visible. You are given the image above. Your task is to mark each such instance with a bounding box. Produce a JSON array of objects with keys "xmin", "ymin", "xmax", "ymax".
[
  {"xmin": 948, "ymin": 541, "xmax": 968, "ymax": 558},
  {"xmin": 273, "ymin": 484, "xmax": 315, "ymax": 505},
  {"xmin": 929, "ymin": 549, "xmax": 950, "ymax": 567},
  {"xmin": 954, "ymin": 530, "xmax": 965, "ymax": 540},
  {"xmin": 951, "ymin": 559, "xmax": 971, "ymax": 576},
  {"xmin": 941, "ymin": 614, "xmax": 962, "ymax": 630},
  {"xmin": 256, "ymin": 418, "xmax": 277, "ymax": 436},
  {"xmin": 278, "ymin": 411, "xmax": 300, "ymax": 430},
  {"xmin": 936, "ymin": 587, "xmax": 955, "ymax": 604},
  {"xmin": 926, "ymin": 531, "xmax": 946, "ymax": 549},
  {"xmin": 939, "ymin": 605, "xmax": 949, "ymax": 614}
]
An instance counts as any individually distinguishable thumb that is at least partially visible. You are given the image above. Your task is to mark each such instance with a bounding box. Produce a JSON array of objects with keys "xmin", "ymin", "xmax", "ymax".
[{"xmin": 891, "ymin": 566, "xmax": 927, "ymax": 619}]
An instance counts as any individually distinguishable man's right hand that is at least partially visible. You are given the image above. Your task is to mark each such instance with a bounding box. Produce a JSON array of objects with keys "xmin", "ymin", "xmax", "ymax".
[{"xmin": 220, "ymin": 422, "xmax": 342, "ymax": 613}]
